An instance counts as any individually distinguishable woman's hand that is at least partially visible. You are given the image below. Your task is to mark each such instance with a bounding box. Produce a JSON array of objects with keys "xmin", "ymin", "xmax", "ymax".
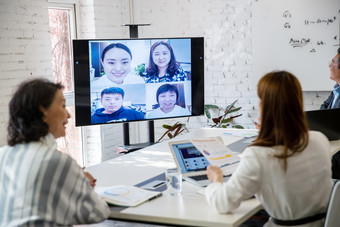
[
  {"xmin": 207, "ymin": 165, "xmax": 223, "ymax": 183},
  {"xmin": 83, "ymin": 168, "xmax": 97, "ymax": 188}
]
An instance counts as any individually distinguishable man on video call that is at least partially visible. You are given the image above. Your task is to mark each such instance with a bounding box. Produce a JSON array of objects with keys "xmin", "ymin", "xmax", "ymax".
[
  {"xmin": 320, "ymin": 47, "xmax": 340, "ymax": 179},
  {"xmin": 91, "ymin": 87, "xmax": 144, "ymax": 124}
]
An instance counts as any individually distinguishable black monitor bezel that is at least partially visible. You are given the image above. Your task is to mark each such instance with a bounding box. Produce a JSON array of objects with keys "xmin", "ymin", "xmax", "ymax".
[{"xmin": 73, "ymin": 37, "xmax": 204, "ymax": 126}]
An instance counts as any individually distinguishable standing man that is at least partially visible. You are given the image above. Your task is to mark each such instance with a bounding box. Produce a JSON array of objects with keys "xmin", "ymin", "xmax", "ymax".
[{"xmin": 321, "ymin": 48, "xmax": 340, "ymax": 179}]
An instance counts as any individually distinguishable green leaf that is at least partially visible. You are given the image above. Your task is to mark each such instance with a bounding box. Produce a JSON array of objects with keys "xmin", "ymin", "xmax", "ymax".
[
  {"xmin": 221, "ymin": 118, "xmax": 232, "ymax": 123},
  {"xmin": 233, "ymin": 125, "xmax": 244, "ymax": 129},
  {"xmin": 226, "ymin": 107, "xmax": 242, "ymax": 114},
  {"xmin": 162, "ymin": 124, "xmax": 172, "ymax": 130},
  {"xmin": 204, "ymin": 105, "xmax": 211, "ymax": 119},
  {"xmin": 225, "ymin": 100, "xmax": 238, "ymax": 112},
  {"xmin": 204, "ymin": 104, "xmax": 219, "ymax": 109}
]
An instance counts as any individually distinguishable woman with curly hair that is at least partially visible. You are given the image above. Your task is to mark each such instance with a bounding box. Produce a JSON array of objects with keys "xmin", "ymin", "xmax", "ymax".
[{"xmin": 0, "ymin": 78, "xmax": 110, "ymax": 226}]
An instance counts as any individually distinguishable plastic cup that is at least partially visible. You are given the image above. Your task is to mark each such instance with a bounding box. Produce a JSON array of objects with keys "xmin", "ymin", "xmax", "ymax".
[{"xmin": 166, "ymin": 168, "xmax": 182, "ymax": 196}]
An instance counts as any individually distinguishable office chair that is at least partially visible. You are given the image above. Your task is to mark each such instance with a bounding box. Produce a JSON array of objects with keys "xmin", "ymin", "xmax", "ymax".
[{"xmin": 324, "ymin": 180, "xmax": 340, "ymax": 227}]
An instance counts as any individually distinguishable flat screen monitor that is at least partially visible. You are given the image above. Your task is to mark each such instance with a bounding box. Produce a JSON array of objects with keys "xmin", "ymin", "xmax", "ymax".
[
  {"xmin": 73, "ymin": 37, "xmax": 204, "ymax": 126},
  {"xmin": 305, "ymin": 108, "xmax": 340, "ymax": 141}
]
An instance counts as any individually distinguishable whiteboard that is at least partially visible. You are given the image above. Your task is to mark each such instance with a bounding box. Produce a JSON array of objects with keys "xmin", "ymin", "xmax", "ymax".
[{"xmin": 253, "ymin": 0, "xmax": 340, "ymax": 91}]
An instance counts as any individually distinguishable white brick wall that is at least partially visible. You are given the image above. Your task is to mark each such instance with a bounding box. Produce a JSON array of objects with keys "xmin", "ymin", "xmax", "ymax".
[
  {"xmin": 0, "ymin": 0, "xmax": 333, "ymax": 165},
  {"xmin": 79, "ymin": 0, "xmax": 148, "ymax": 164},
  {"xmin": 131, "ymin": 0, "xmax": 332, "ymax": 141},
  {"xmin": 0, "ymin": 0, "xmax": 52, "ymax": 145},
  {"xmin": 78, "ymin": 0, "xmax": 127, "ymax": 164},
  {"xmin": 78, "ymin": 0, "xmax": 96, "ymax": 38},
  {"xmin": 92, "ymin": 0, "xmax": 129, "ymax": 39},
  {"xmin": 134, "ymin": 0, "xmax": 258, "ymax": 140}
]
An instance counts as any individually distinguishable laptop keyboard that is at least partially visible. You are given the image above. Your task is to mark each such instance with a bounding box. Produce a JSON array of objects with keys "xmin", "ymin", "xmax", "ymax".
[
  {"xmin": 189, "ymin": 174, "xmax": 232, "ymax": 181},
  {"xmin": 189, "ymin": 175, "xmax": 208, "ymax": 181}
]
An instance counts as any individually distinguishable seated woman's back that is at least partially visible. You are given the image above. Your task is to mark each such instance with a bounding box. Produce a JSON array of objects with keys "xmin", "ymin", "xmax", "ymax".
[
  {"xmin": 206, "ymin": 71, "xmax": 333, "ymax": 227},
  {"xmin": 250, "ymin": 131, "xmax": 332, "ymax": 221}
]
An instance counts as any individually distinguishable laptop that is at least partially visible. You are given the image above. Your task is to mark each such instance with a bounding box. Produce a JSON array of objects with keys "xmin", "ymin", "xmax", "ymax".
[
  {"xmin": 305, "ymin": 108, "xmax": 340, "ymax": 141},
  {"xmin": 169, "ymin": 140, "xmax": 232, "ymax": 187}
]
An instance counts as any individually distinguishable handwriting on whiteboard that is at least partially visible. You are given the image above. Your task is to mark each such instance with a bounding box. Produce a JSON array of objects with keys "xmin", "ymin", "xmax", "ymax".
[{"xmin": 282, "ymin": 10, "xmax": 338, "ymax": 52}]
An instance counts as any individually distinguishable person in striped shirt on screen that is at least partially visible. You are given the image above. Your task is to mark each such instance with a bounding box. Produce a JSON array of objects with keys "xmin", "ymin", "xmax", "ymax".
[{"xmin": 0, "ymin": 79, "xmax": 110, "ymax": 226}]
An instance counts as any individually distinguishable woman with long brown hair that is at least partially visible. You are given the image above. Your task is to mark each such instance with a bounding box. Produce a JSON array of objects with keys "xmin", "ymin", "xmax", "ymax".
[{"xmin": 206, "ymin": 71, "xmax": 332, "ymax": 226}]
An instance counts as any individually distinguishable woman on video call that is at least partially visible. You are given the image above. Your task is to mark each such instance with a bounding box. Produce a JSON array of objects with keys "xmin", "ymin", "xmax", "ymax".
[
  {"xmin": 147, "ymin": 83, "xmax": 190, "ymax": 119},
  {"xmin": 144, "ymin": 41, "xmax": 187, "ymax": 83},
  {"xmin": 91, "ymin": 43, "xmax": 145, "ymax": 91},
  {"xmin": 206, "ymin": 71, "xmax": 332, "ymax": 226}
]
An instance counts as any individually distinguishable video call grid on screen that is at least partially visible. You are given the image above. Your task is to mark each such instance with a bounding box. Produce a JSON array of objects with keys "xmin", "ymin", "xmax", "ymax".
[
  {"xmin": 91, "ymin": 39, "xmax": 192, "ymax": 122},
  {"xmin": 73, "ymin": 37, "xmax": 204, "ymax": 126}
]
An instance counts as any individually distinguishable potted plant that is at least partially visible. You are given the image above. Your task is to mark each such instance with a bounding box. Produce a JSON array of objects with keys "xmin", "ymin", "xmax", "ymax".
[
  {"xmin": 157, "ymin": 121, "xmax": 189, "ymax": 142},
  {"xmin": 204, "ymin": 100, "xmax": 244, "ymax": 128},
  {"xmin": 157, "ymin": 100, "xmax": 243, "ymax": 142}
]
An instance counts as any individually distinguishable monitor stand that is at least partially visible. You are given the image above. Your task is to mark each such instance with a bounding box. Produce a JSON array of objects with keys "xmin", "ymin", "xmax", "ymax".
[
  {"xmin": 119, "ymin": 121, "xmax": 155, "ymax": 153},
  {"xmin": 119, "ymin": 23, "xmax": 153, "ymax": 153}
]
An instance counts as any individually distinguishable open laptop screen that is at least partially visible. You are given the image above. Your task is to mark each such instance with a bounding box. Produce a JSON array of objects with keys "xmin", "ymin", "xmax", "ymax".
[{"xmin": 171, "ymin": 142, "xmax": 210, "ymax": 173}]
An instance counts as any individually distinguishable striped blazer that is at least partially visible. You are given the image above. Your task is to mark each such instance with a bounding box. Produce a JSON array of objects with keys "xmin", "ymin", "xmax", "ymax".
[{"xmin": 0, "ymin": 133, "xmax": 110, "ymax": 226}]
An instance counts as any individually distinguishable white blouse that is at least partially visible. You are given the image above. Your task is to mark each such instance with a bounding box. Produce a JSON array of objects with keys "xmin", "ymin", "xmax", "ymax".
[
  {"xmin": 147, "ymin": 105, "xmax": 191, "ymax": 119},
  {"xmin": 91, "ymin": 73, "xmax": 145, "ymax": 92},
  {"xmin": 206, "ymin": 131, "xmax": 333, "ymax": 227}
]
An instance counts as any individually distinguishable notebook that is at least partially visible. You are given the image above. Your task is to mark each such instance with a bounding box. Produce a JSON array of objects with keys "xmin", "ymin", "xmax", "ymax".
[
  {"xmin": 168, "ymin": 140, "xmax": 232, "ymax": 187},
  {"xmin": 99, "ymin": 185, "xmax": 162, "ymax": 207},
  {"xmin": 305, "ymin": 108, "xmax": 340, "ymax": 141}
]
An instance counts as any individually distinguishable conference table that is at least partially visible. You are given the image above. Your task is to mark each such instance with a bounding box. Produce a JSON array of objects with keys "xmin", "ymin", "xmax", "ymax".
[{"xmin": 87, "ymin": 128, "xmax": 340, "ymax": 227}]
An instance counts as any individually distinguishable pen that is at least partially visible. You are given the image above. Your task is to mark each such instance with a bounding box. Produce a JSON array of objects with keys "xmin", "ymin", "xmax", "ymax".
[
  {"xmin": 220, "ymin": 161, "xmax": 240, "ymax": 168},
  {"xmin": 147, "ymin": 193, "xmax": 162, "ymax": 202}
]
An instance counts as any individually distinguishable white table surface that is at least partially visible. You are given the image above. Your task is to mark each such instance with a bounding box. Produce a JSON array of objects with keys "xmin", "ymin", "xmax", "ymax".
[
  {"xmin": 87, "ymin": 128, "xmax": 262, "ymax": 227},
  {"xmin": 87, "ymin": 128, "xmax": 340, "ymax": 227}
]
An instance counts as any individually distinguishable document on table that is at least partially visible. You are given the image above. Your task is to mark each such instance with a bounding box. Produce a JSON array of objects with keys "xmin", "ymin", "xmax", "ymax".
[
  {"xmin": 222, "ymin": 130, "xmax": 258, "ymax": 138},
  {"xmin": 190, "ymin": 137, "xmax": 240, "ymax": 175},
  {"xmin": 98, "ymin": 185, "xmax": 162, "ymax": 207}
]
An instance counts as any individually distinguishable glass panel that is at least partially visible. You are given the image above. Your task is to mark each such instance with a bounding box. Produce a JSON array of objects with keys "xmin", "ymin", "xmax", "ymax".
[
  {"xmin": 56, "ymin": 105, "xmax": 83, "ymax": 166},
  {"xmin": 49, "ymin": 7, "xmax": 83, "ymax": 166},
  {"xmin": 48, "ymin": 8, "xmax": 73, "ymax": 92}
]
